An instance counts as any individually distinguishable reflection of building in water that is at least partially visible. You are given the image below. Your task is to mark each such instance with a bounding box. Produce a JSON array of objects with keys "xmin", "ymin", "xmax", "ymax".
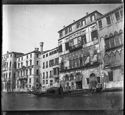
[
  {"xmin": 2, "ymin": 51, "xmax": 24, "ymax": 92},
  {"xmin": 97, "ymin": 5, "xmax": 124, "ymax": 89},
  {"xmin": 16, "ymin": 48, "xmax": 41, "ymax": 92},
  {"xmin": 58, "ymin": 11, "xmax": 103, "ymax": 91},
  {"xmin": 40, "ymin": 45, "xmax": 59, "ymax": 92}
]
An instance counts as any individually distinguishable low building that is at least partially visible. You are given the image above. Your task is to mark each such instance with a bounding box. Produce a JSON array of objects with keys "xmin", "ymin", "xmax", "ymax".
[
  {"xmin": 97, "ymin": 5, "xmax": 124, "ymax": 89},
  {"xmin": 2, "ymin": 51, "xmax": 24, "ymax": 92},
  {"xmin": 15, "ymin": 48, "xmax": 41, "ymax": 92},
  {"xmin": 40, "ymin": 45, "xmax": 59, "ymax": 92}
]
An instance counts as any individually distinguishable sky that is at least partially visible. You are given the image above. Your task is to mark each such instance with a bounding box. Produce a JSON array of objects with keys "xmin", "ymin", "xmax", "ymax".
[{"xmin": 2, "ymin": 4, "xmax": 122, "ymax": 54}]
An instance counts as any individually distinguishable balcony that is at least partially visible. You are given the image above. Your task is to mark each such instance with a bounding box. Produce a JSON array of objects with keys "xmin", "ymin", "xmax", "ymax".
[
  {"xmin": 60, "ymin": 61, "xmax": 100, "ymax": 73},
  {"xmin": 106, "ymin": 44, "xmax": 123, "ymax": 52},
  {"xmin": 19, "ymin": 75, "xmax": 28, "ymax": 80},
  {"xmin": 69, "ymin": 43, "xmax": 82, "ymax": 52}
]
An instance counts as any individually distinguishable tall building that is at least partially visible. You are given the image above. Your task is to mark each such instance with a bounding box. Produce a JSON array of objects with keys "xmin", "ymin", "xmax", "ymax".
[
  {"xmin": 40, "ymin": 46, "xmax": 59, "ymax": 92},
  {"xmin": 58, "ymin": 11, "xmax": 103, "ymax": 91},
  {"xmin": 15, "ymin": 48, "xmax": 41, "ymax": 92},
  {"xmin": 97, "ymin": 5, "xmax": 124, "ymax": 89},
  {"xmin": 2, "ymin": 51, "xmax": 24, "ymax": 92}
]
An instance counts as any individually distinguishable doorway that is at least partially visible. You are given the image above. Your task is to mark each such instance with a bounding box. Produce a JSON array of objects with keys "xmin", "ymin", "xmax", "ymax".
[{"xmin": 76, "ymin": 80, "xmax": 82, "ymax": 89}]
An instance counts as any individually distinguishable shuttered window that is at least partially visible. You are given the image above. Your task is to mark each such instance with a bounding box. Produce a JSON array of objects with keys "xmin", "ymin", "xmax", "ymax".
[
  {"xmin": 108, "ymin": 71, "xmax": 113, "ymax": 81},
  {"xmin": 91, "ymin": 30, "xmax": 98, "ymax": 41},
  {"xmin": 65, "ymin": 42, "xmax": 69, "ymax": 51},
  {"xmin": 58, "ymin": 45, "xmax": 62, "ymax": 52}
]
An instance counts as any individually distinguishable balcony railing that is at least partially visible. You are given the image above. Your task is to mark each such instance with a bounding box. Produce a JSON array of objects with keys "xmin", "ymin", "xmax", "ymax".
[
  {"xmin": 106, "ymin": 44, "xmax": 123, "ymax": 52},
  {"xmin": 60, "ymin": 61, "xmax": 100, "ymax": 73},
  {"xmin": 69, "ymin": 43, "xmax": 83, "ymax": 52}
]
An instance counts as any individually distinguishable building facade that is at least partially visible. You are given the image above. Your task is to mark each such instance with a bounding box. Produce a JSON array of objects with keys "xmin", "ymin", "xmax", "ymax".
[
  {"xmin": 58, "ymin": 11, "xmax": 103, "ymax": 91},
  {"xmin": 40, "ymin": 46, "xmax": 59, "ymax": 92},
  {"xmin": 15, "ymin": 48, "xmax": 41, "ymax": 92},
  {"xmin": 2, "ymin": 51, "xmax": 24, "ymax": 92},
  {"xmin": 97, "ymin": 5, "xmax": 124, "ymax": 89}
]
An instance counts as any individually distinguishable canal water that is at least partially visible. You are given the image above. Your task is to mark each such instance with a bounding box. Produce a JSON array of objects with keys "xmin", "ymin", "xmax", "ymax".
[{"xmin": 2, "ymin": 91, "xmax": 123, "ymax": 111}]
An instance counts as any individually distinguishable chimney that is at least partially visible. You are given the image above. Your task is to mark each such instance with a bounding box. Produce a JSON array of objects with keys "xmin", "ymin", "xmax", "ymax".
[
  {"xmin": 86, "ymin": 12, "xmax": 89, "ymax": 16},
  {"xmin": 35, "ymin": 48, "xmax": 39, "ymax": 51},
  {"xmin": 63, "ymin": 25, "xmax": 65, "ymax": 28},
  {"xmin": 40, "ymin": 42, "xmax": 44, "ymax": 53}
]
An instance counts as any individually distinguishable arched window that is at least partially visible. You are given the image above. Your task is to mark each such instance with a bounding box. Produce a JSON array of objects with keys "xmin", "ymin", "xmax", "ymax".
[
  {"xmin": 120, "ymin": 49, "xmax": 124, "ymax": 65},
  {"xmin": 109, "ymin": 33, "xmax": 113, "ymax": 38},
  {"xmin": 104, "ymin": 35, "xmax": 108, "ymax": 39},
  {"xmin": 110, "ymin": 52, "xmax": 115, "ymax": 65},
  {"xmin": 70, "ymin": 74, "xmax": 74, "ymax": 80},
  {"xmin": 114, "ymin": 35, "xmax": 121, "ymax": 46},
  {"xmin": 110, "ymin": 37, "xmax": 115, "ymax": 48},
  {"xmin": 115, "ymin": 51, "xmax": 121, "ymax": 65},
  {"xmin": 104, "ymin": 54, "xmax": 110, "ymax": 65}
]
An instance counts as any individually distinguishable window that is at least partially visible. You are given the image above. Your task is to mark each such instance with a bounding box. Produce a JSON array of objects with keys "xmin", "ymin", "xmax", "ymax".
[
  {"xmin": 53, "ymin": 68, "xmax": 57, "ymax": 75},
  {"xmin": 21, "ymin": 62, "xmax": 23, "ymax": 67},
  {"xmin": 46, "ymin": 80, "xmax": 48, "ymax": 84},
  {"xmin": 29, "ymin": 78, "xmax": 31, "ymax": 83},
  {"xmin": 60, "ymin": 31, "xmax": 63, "ymax": 38},
  {"xmin": 115, "ymin": 11, "xmax": 120, "ymax": 21},
  {"xmin": 65, "ymin": 28, "xmax": 68, "ymax": 34},
  {"xmin": 114, "ymin": 35, "xmax": 121, "ymax": 46},
  {"xmin": 106, "ymin": 16, "xmax": 111, "ymax": 25},
  {"xmin": 81, "ymin": 34, "xmax": 87, "ymax": 45},
  {"xmin": 82, "ymin": 20, "xmax": 86, "ymax": 26},
  {"xmin": 105, "ymin": 39, "xmax": 111, "ymax": 49},
  {"xmin": 97, "ymin": 77, "xmax": 100, "ymax": 83},
  {"xmin": 30, "ymin": 68, "xmax": 32, "ymax": 75},
  {"xmin": 27, "ymin": 55, "xmax": 28, "ymax": 59},
  {"xmin": 49, "ymin": 59, "xmax": 54, "ymax": 67},
  {"xmin": 110, "ymin": 37, "xmax": 115, "ymax": 48},
  {"xmin": 65, "ymin": 42, "xmax": 69, "ymax": 51},
  {"xmin": 26, "ymin": 69, "xmax": 28, "ymax": 75},
  {"xmin": 120, "ymin": 9, "xmax": 123, "ymax": 18},
  {"xmin": 26, "ymin": 61, "xmax": 28, "ymax": 66},
  {"xmin": 55, "ymin": 58, "xmax": 59, "ymax": 65},
  {"xmin": 58, "ymin": 45, "xmax": 62, "ymax": 52},
  {"xmin": 50, "ymin": 80, "xmax": 53, "ymax": 86},
  {"xmin": 30, "ymin": 54, "xmax": 32, "ymax": 58},
  {"xmin": 86, "ymin": 78, "xmax": 89, "ymax": 84},
  {"xmin": 43, "ymin": 72, "xmax": 45, "ymax": 79},
  {"xmin": 43, "ymin": 62, "xmax": 45, "ymax": 69},
  {"xmin": 76, "ymin": 21, "xmax": 82, "ymax": 28},
  {"xmin": 9, "ymin": 72, "xmax": 11, "ymax": 79},
  {"xmin": 91, "ymin": 15, "xmax": 95, "ymax": 22},
  {"xmin": 46, "ymin": 72, "xmax": 48, "ymax": 78},
  {"xmin": 50, "ymin": 70, "xmax": 52, "ymax": 77},
  {"xmin": 91, "ymin": 30, "xmax": 98, "ymax": 41},
  {"xmin": 36, "ymin": 69, "xmax": 39, "ymax": 75},
  {"xmin": 69, "ymin": 26, "xmax": 72, "ymax": 32},
  {"xmin": 46, "ymin": 53, "xmax": 48, "ymax": 57},
  {"xmin": 14, "ymin": 62, "xmax": 16, "ymax": 68},
  {"xmin": 43, "ymin": 55, "xmax": 45, "ymax": 58},
  {"xmin": 36, "ymin": 61, "xmax": 39, "ymax": 65},
  {"xmin": 46, "ymin": 61, "xmax": 48, "ymax": 68},
  {"xmin": 109, "ymin": 71, "xmax": 113, "ymax": 81},
  {"xmin": 43, "ymin": 80, "xmax": 45, "ymax": 84},
  {"xmin": 18, "ymin": 63, "xmax": 20, "ymax": 68},
  {"xmin": 30, "ymin": 60, "xmax": 32, "ymax": 66},
  {"xmin": 22, "ymin": 57, "xmax": 23, "ymax": 60},
  {"xmin": 98, "ymin": 20, "xmax": 102, "ymax": 29}
]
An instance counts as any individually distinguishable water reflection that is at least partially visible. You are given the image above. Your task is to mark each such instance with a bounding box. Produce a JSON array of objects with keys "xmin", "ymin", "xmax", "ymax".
[{"xmin": 2, "ymin": 92, "xmax": 123, "ymax": 111}]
